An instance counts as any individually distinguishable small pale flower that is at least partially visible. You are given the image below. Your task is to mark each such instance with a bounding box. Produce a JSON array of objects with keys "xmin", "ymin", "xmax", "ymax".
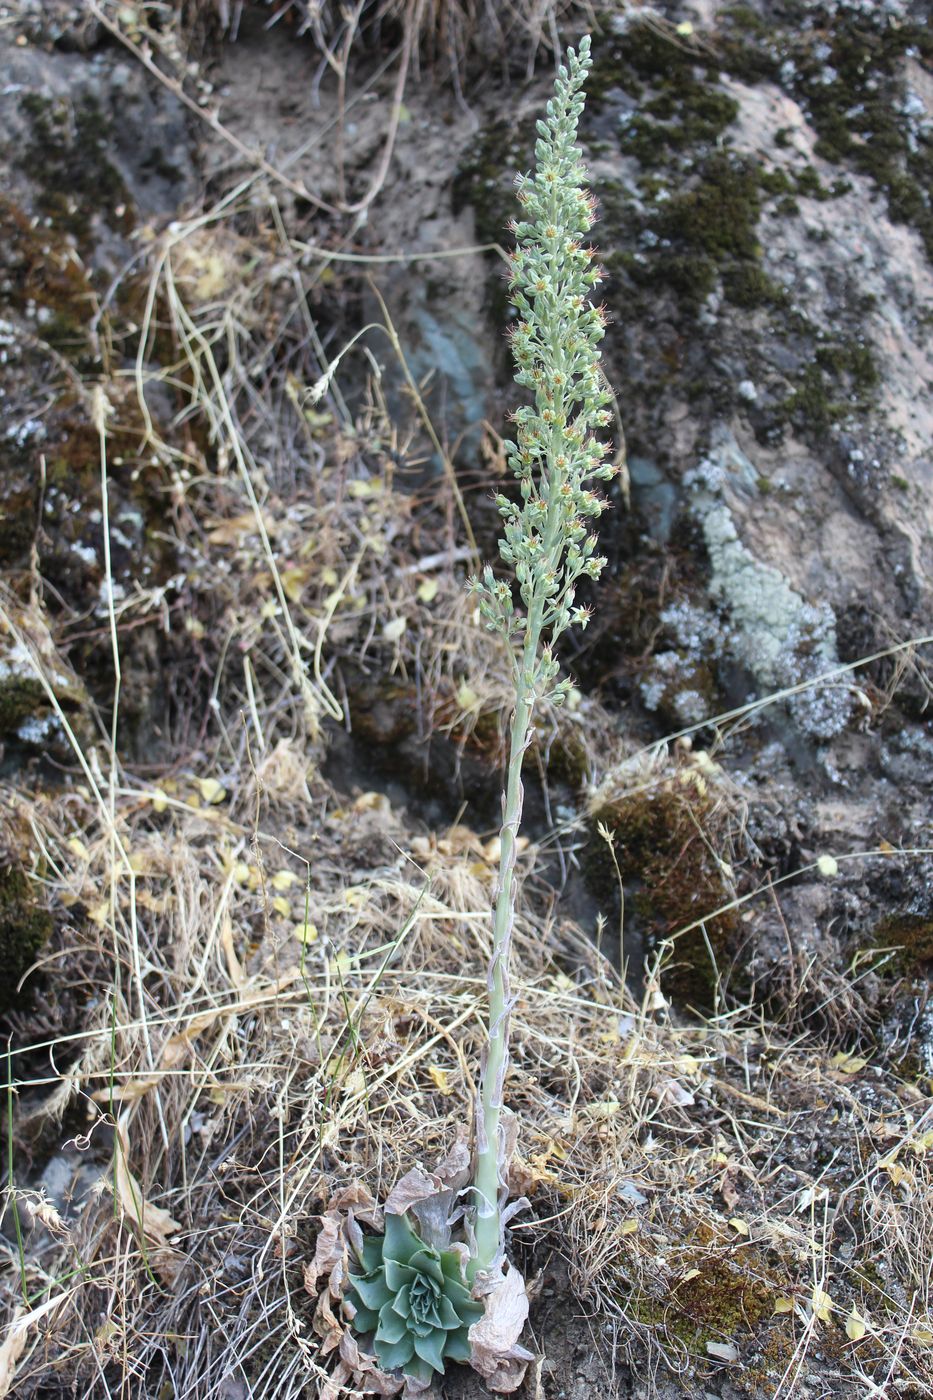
[{"xmin": 466, "ymin": 34, "xmax": 615, "ymax": 697}]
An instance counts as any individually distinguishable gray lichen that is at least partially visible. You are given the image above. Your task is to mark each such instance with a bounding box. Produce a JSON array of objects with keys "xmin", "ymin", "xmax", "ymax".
[{"xmin": 685, "ymin": 431, "xmax": 853, "ymax": 739}]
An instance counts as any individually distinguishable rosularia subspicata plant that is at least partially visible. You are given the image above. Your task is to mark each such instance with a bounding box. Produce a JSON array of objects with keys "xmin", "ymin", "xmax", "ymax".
[
  {"xmin": 468, "ymin": 31, "xmax": 614, "ymax": 1279},
  {"xmin": 344, "ymin": 33, "xmax": 612, "ymax": 1382},
  {"xmin": 346, "ymin": 1212, "xmax": 483, "ymax": 1383}
]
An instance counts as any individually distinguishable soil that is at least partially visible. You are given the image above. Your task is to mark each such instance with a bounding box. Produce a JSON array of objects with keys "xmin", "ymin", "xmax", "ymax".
[{"xmin": 2, "ymin": 1, "xmax": 933, "ymax": 1397}]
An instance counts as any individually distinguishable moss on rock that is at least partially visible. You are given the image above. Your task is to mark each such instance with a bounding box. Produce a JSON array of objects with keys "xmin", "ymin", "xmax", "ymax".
[
  {"xmin": 616, "ymin": 1215, "xmax": 788, "ymax": 1384},
  {"xmin": 785, "ymin": 9, "xmax": 933, "ymax": 259},
  {"xmin": 0, "ymin": 194, "xmax": 97, "ymax": 363},
  {"xmin": 0, "ymin": 599, "xmax": 90, "ymax": 755},
  {"xmin": 779, "ymin": 336, "xmax": 879, "ymax": 433},
  {"xmin": 873, "ymin": 909, "xmax": 933, "ymax": 972},
  {"xmin": 0, "ymin": 808, "xmax": 53, "ymax": 1014},
  {"xmin": 19, "ymin": 91, "xmax": 133, "ymax": 244},
  {"xmin": 591, "ymin": 764, "xmax": 738, "ymax": 1008}
]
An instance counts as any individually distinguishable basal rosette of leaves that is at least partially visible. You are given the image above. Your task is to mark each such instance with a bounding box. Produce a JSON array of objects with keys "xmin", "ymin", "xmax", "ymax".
[{"xmin": 346, "ymin": 1211, "xmax": 484, "ymax": 1382}]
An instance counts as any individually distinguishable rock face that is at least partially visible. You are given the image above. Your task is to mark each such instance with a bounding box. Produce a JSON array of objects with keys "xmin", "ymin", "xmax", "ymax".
[
  {"xmin": 446, "ymin": 2, "xmax": 933, "ymax": 1043},
  {"xmin": 591, "ymin": 6, "xmax": 933, "ymax": 736},
  {"xmin": 582, "ymin": 4, "xmax": 933, "ymax": 1016},
  {"xmin": 457, "ymin": 4, "xmax": 933, "ymax": 743},
  {"xmin": 0, "ymin": 802, "xmax": 52, "ymax": 1013},
  {"xmin": 0, "ymin": 20, "xmax": 199, "ymax": 755}
]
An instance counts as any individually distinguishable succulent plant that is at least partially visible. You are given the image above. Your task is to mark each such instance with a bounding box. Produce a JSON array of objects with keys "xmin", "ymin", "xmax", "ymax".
[{"xmin": 346, "ymin": 1212, "xmax": 484, "ymax": 1382}]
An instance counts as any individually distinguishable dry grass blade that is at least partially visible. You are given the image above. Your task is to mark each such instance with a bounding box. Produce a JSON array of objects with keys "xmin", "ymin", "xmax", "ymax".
[{"xmin": 0, "ymin": 1310, "xmax": 26, "ymax": 1400}]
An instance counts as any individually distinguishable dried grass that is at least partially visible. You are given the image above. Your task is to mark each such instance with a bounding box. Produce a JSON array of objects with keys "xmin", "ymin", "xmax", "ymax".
[
  {"xmin": 206, "ymin": 0, "xmax": 614, "ymax": 78},
  {"xmin": 5, "ymin": 739, "xmax": 933, "ymax": 1396}
]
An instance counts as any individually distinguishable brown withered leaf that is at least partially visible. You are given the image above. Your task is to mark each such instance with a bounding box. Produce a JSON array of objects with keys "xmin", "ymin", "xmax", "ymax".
[
  {"xmin": 113, "ymin": 1113, "xmax": 181, "ymax": 1251},
  {"xmin": 432, "ymin": 1129, "xmax": 471, "ymax": 1189},
  {"xmin": 384, "ymin": 1129, "xmax": 472, "ymax": 1252},
  {"xmin": 401, "ymin": 1376, "xmax": 434, "ymax": 1397},
  {"xmin": 320, "ymin": 1361, "xmax": 351, "ymax": 1400},
  {"xmin": 91, "ymin": 1077, "xmax": 162, "ymax": 1104},
  {"xmin": 328, "ymin": 1182, "xmax": 383, "ymax": 1230},
  {"xmin": 470, "ymin": 1263, "xmax": 534, "ymax": 1393},
  {"xmin": 304, "ymin": 1214, "xmax": 344, "ymax": 1296},
  {"xmin": 507, "ymin": 1153, "xmax": 536, "ymax": 1198},
  {"xmin": 150, "ymin": 1246, "xmax": 186, "ymax": 1286},
  {"xmin": 206, "ymin": 512, "xmax": 268, "ymax": 545},
  {"xmin": 328, "ymin": 1250, "xmax": 349, "ymax": 1307},
  {"xmin": 313, "ymin": 1287, "xmax": 344, "ymax": 1357},
  {"xmin": 383, "ymin": 1167, "xmax": 437, "ymax": 1217},
  {"xmin": 718, "ymin": 1164, "xmax": 741, "ymax": 1212},
  {"xmin": 337, "ymin": 1330, "xmax": 404, "ymax": 1396},
  {"xmin": 307, "ymin": 1182, "xmax": 383, "ymax": 1297}
]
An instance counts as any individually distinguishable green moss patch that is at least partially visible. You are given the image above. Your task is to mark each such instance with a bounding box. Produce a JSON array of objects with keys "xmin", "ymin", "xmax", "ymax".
[
  {"xmin": 19, "ymin": 92, "xmax": 134, "ymax": 244},
  {"xmin": 591, "ymin": 770, "xmax": 738, "ymax": 1008},
  {"xmin": 0, "ymin": 814, "xmax": 53, "ymax": 1014},
  {"xmin": 616, "ymin": 1216, "xmax": 789, "ymax": 1379},
  {"xmin": 779, "ymin": 336, "xmax": 879, "ymax": 433},
  {"xmin": 713, "ymin": 4, "xmax": 933, "ymax": 261},
  {"xmin": 0, "ymin": 195, "xmax": 97, "ymax": 362},
  {"xmin": 873, "ymin": 910, "xmax": 933, "ymax": 972}
]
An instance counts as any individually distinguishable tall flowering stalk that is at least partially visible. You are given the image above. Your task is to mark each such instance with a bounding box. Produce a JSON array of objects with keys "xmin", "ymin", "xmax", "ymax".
[
  {"xmin": 469, "ymin": 34, "xmax": 614, "ymax": 1277},
  {"xmin": 341, "ymin": 42, "xmax": 612, "ymax": 1387}
]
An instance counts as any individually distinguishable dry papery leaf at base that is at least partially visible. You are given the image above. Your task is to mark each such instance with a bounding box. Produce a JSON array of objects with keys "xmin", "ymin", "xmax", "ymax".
[
  {"xmin": 383, "ymin": 1127, "xmax": 471, "ymax": 1250},
  {"xmin": 305, "ymin": 1182, "xmax": 384, "ymax": 1296},
  {"xmin": 469, "ymin": 1263, "xmax": 534, "ymax": 1394},
  {"xmin": 306, "ymin": 1182, "xmax": 403, "ymax": 1395},
  {"xmin": 305, "ymin": 1212, "xmax": 345, "ymax": 1301},
  {"xmin": 319, "ymin": 1329, "xmax": 405, "ymax": 1399}
]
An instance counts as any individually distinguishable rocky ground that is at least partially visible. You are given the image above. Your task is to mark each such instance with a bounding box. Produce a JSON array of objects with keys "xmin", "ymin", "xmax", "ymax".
[{"xmin": 1, "ymin": 1, "xmax": 932, "ymax": 1397}]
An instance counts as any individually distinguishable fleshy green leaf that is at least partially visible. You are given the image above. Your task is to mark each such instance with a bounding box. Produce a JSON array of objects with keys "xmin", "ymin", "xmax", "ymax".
[
  {"xmin": 440, "ymin": 1250, "xmax": 466, "ymax": 1285},
  {"xmin": 443, "ymin": 1275, "xmax": 474, "ymax": 1310},
  {"xmin": 384, "ymin": 1258, "xmax": 416, "ymax": 1292},
  {"xmin": 347, "ymin": 1296, "xmax": 379, "ymax": 1333},
  {"xmin": 375, "ymin": 1302, "xmax": 407, "ymax": 1345},
  {"xmin": 413, "ymin": 1327, "xmax": 447, "ymax": 1374},
  {"xmin": 444, "ymin": 1325, "xmax": 473, "ymax": 1363},
  {"xmin": 375, "ymin": 1333, "xmax": 415, "ymax": 1371},
  {"xmin": 452, "ymin": 1293, "xmax": 484, "ymax": 1327},
  {"xmin": 391, "ymin": 1283, "xmax": 412, "ymax": 1319},
  {"xmin": 383, "ymin": 1211, "xmax": 422, "ymax": 1265},
  {"xmin": 360, "ymin": 1237, "xmax": 383, "ymax": 1271},
  {"xmin": 404, "ymin": 1353, "xmax": 435, "ymax": 1385},
  {"xmin": 409, "ymin": 1279, "xmax": 441, "ymax": 1326},
  {"xmin": 408, "ymin": 1249, "xmax": 445, "ymax": 1286},
  {"xmin": 347, "ymin": 1210, "xmax": 489, "ymax": 1380},
  {"xmin": 422, "ymin": 1301, "xmax": 443, "ymax": 1328},
  {"xmin": 352, "ymin": 1272, "xmax": 394, "ymax": 1311},
  {"xmin": 436, "ymin": 1294, "xmax": 461, "ymax": 1330}
]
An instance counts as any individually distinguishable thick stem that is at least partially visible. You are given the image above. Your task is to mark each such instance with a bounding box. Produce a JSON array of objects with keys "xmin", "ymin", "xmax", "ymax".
[{"xmin": 472, "ymin": 613, "xmax": 542, "ymax": 1277}]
